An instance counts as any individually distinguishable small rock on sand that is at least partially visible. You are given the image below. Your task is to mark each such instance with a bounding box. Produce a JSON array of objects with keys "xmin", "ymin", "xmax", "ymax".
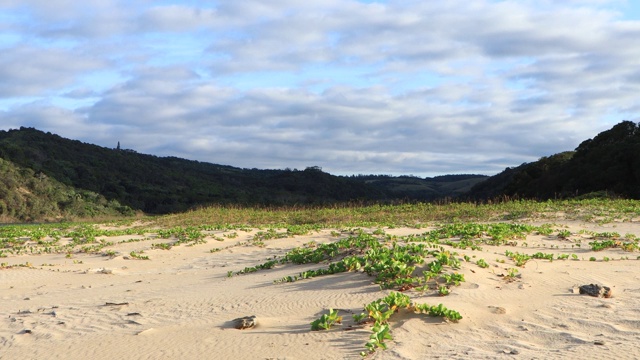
[
  {"xmin": 233, "ymin": 315, "xmax": 258, "ymax": 329},
  {"xmin": 579, "ymin": 284, "xmax": 612, "ymax": 298}
]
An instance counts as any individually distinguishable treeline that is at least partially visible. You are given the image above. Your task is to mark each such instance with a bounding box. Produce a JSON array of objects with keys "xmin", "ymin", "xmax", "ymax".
[
  {"xmin": 467, "ymin": 121, "xmax": 640, "ymax": 200},
  {"xmin": 355, "ymin": 174, "xmax": 487, "ymax": 201}
]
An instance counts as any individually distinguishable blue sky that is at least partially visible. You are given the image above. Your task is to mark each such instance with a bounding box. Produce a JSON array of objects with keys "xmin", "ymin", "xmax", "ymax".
[{"xmin": 1, "ymin": 0, "xmax": 640, "ymax": 176}]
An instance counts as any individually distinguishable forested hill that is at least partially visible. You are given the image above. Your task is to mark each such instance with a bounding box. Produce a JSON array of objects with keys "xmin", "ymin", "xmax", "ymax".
[
  {"xmin": 0, "ymin": 127, "xmax": 487, "ymax": 217},
  {"xmin": 350, "ymin": 174, "xmax": 487, "ymax": 201},
  {"xmin": 467, "ymin": 121, "xmax": 640, "ymax": 200},
  {"xmin": 0, "ymin": 128, "xmax": 381, "ymax": 213}
]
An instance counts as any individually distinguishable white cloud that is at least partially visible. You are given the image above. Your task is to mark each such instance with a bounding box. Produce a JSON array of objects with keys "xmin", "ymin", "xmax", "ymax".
[
  {"xmin": 0, "ymin": 45, "xmax": 106, "ymax": 97},
  {"xmin": 140, "ymin": 5, "xmax": 219, "ymax": 32}
]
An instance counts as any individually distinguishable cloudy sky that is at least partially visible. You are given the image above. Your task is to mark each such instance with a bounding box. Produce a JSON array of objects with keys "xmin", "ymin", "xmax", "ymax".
[{"xmin": 1, "ymin": 0, "xmax": 639, "ymax": 177}]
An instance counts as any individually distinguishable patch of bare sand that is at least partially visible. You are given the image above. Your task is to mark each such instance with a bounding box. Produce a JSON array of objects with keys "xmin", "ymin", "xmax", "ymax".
[{"xmin": 1, "ymin": 224, "xmax": 640, "ymax": 359}]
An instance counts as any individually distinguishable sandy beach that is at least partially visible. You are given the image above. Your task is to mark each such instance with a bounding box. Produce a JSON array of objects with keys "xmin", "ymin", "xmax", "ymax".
[{"xmin": 2, "ymin": 220, "xmax": 640, "ymax": 360}]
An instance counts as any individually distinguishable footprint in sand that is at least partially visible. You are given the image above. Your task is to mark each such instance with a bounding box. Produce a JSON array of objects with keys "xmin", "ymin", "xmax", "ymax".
[{"xmin": 488, "ymin": 306, "xmax": 506, "ymax": 314}]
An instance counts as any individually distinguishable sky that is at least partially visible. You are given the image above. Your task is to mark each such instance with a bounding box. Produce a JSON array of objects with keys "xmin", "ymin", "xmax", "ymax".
[{"xmin": 1, "ymin": 0, "xmax": 640, "ymax": 177}]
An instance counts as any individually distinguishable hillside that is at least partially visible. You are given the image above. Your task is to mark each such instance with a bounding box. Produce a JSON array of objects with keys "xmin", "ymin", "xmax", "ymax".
[
  {"xmin": 0, "ymin": 128, "xmax": 385, "ymax": 214},
  {"xmin": 0, "ymin": 128, "xmax": 486, "ymax": 219},
  {"xmin": 0, "ymin": 157, "xmax": 133, "ymax": 222},
  {"xmin": 467, "ymin": 121, "xmax": 640, "ymax": 200}
]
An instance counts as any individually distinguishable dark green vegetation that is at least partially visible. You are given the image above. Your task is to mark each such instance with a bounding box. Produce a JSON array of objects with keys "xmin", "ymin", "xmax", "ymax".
[
  {"xmin": 2, "ymin": 120, "xmax": 640, "ymax": 222},
  {"xmin": 469, "ymin": 121, "xmax": 640, "ymax": 200},
  {"xmin": 350, "ymin": 174, "xmax": 487, "ymax": 201},
  {"xmin": 0, "ymin": 128, "xmax": 378, "ymax": 214},
  {"xmin": 0, "ymin": 127, "xmax": 485, "ymax": 221}
]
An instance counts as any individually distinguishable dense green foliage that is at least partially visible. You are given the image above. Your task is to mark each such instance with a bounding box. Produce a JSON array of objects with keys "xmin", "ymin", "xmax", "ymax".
[
  {"xmin": 468, "ymin": 151, "xmax": 575, "ymax": 199},
  {"xmin": 0, "ymin": 128, "xmax": 385, "ymax": 214},
  {"xmin": 468, "ymin": 121, "xmax": 640, "ymax": 200},
  {"xmin": 0, "ymin": 128, "xmax": 485, "ymax": 218},
  {"xmin": 352, "ymin": 174, "xmax": 487, "ymax": 200},
  {"xmin": 0, "ymin": 158, "xmax": 133, "ymax": 222}
]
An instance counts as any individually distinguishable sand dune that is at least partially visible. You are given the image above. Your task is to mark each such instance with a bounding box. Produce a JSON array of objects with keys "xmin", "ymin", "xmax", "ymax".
[{"xmin": 2, "ymin": 222, "xmax": 640, "ymax": 359}]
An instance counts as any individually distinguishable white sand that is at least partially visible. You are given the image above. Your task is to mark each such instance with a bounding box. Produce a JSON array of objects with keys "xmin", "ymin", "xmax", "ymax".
[{"xmin": 2, "ymin": 222, "xmax": 640, "ymax": 359}]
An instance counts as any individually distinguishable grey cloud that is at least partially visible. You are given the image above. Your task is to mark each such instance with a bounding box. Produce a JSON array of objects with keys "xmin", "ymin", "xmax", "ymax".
[
  {"xmin": 0, "ymin": 1, "xmax": 136, "ymax": 39},
  {"xmin": 200, "ymin": 0, "xmax": 625, "ymax": 90},
  {"xmin": 140, "ymin": 5, "xmax": 218, "ymax": 32},
  {"xmin": 0, "ymin": 102, "xmax": 110, "ymax": 144},
  {"xmin": 0, "ymin": 46, "xmax": 106, "ymax": 97},
  {"xmin": 52, "ymin": 69, "xmax": 598, "ymax": 175}
]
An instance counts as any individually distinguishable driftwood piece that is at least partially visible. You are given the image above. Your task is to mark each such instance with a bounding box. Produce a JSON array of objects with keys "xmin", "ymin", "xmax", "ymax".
[{"xmin": 578, "ymin": 284, "xmax": 612, "ymax": 298}]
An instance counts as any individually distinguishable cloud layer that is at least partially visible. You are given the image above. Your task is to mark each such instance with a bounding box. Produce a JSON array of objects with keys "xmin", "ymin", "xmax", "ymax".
[{"xmin": 1, "ymin": 0, "xmax": 639, "ymax": 176}]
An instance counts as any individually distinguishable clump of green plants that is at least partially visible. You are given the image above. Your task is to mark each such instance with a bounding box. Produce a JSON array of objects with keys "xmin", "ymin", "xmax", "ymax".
[
  {"xmin": 310, "ymin": 308, "xmax": 342, "ymax": 330},
  {"xmin": 157, "ymin": 226, "xmax": 207, "ymax": 246},
  {"xmin": 442, "ymin": 272, "xmax": 465, "ymax": 286},
  {"xmin": 235, "ymin": 259, "xmax": 278, "ymax": 275},
  {"xmin": 476, "ymin": 258, "xmax": 489, "ymax": 268},
  {"xmin": 557, "ymin": 229, "xmax": 572, "ymax": 239},
  {"xmin": 369, "ymin": 292, "xmax": 461, "ymax": 355},
  {"xmin": 129, "ymin": 251, "xmax": 149, "ymax": 260},
  {"xmin": 531, "ymin": 252, "xmax": 554, "ymax": 261},
  {"xmin": 310, "ymin": 291, "xmax": 462, "ymax": 355},
  {"xmin": 152, "ymin": 242, "xmax": 172, "ymax": 250},
  {"xmin": 103, "ymin": 249, "xmax": 117, "ymax": 258},
  {"xmin": 503, "ymin": 268, "xmax": 519, "ymax": 281},
  {"xmin": 504, "ymin": 250, "xmax": 531, "ymax": 267},
  {"xmin": 437, "ymin": 286, "xmax": 450, "ymax": 296},
  {"xmin": 270, "ymin": 234, "xmax": 465, "ymax": 293},
  {"xmin": 589, "ymin": 238, "xmax": 638, "ymax": 252},
  {"xmin": 352, "ymin": 312, "xmax": 368, "ymax": 324}
]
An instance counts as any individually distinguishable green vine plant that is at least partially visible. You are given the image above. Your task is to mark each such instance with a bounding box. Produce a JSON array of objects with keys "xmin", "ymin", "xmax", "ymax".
[
  {"xmin": 128, "ymin": 250, "xmax": 149, "ymax": 260},
  {"xmin": 310, "ymin": 308, "xmax": 342, "ymax": 331},
  {"xmin": 265, "ymin": 233, "xmax": 466, "ymax": 294},
  {"xmin": 476, "ymin": 258, "xmax": 489, "ymax": 268},
  {"xmin": 502, "ymin": 268, "xmax": 519, "ymax": 281},
  {"xmin": 309, "ymin": 292, "xmax": 462, "ymax": 356}
]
